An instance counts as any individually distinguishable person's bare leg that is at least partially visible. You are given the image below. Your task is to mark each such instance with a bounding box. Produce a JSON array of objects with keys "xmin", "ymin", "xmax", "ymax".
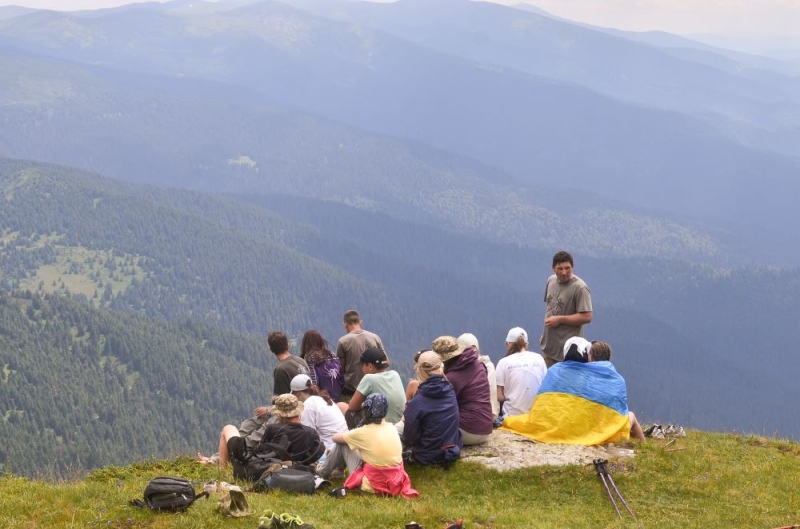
[
  {"xmin": 218, "ymin": 424, "xmax": 240, "ymax": 467},
  {"xmin": 629, "ymin": 412, "xmax": 645, "ymax": 441}
]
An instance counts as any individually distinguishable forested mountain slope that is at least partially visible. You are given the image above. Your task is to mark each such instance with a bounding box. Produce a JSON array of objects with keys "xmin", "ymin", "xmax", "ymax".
[
  {"xmin": 1, "ymin": 158, "xmax": 798, "ymax": 457},
  {"xmin": 0, "ymin": 290, "xmax": 272, "ymax": 478},
  {"xmin": 0, "ymin": 158, "xmax": 480, "ymax": 348}
]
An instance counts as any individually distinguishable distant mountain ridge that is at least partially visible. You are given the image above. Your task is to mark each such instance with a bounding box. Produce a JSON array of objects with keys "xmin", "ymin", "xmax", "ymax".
[
  {"xmin": 1, "ymin": 0, "xmax": 798, "ymax": 263},
  {"xmin": 0, "ymin": 50, "xmax": 749, "ymax": 264}
]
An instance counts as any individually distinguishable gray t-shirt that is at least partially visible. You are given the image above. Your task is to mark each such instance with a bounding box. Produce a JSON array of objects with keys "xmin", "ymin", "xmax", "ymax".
[
  {"xmin": 273, "ymin": 355, "xmax": 309, "ymax": 398},
  {"xmin": 336, "ymin": 329, "xmax": 384, "ymax": 393},
  {"xmin": 539, "ymin": 274, "xmax": 593, "ymax": 362}
]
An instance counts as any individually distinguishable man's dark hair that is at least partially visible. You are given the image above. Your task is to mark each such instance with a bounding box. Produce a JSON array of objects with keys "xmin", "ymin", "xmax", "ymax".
[
  {"xmin": 267, "ymin": 331, "xmax": 289, "ymax": 355},
  {"xmin": 552, "ymin": 251, "xmax": 574, "ymax": 268},
  {"xmin": 342, "ymin": 310, "xmax": 361, "ymax": 326},
  {"xmin": 590, "ymin": 341, "xmax": 612, "ymax": 362}
]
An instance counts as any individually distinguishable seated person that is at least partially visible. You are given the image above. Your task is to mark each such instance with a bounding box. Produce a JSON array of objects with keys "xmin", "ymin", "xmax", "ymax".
[
  {"xmin": 404, "ymin": 350, "xmax": 427, "ymax": 402},
  {"xmin": 458, "ymin": 333, "xmax": 500, "ymax": 418},
  {"xmin": 585, "ymin": 341, "xmax": 644, "ymax": 441},
  {"xmin": 290, "ymin": 374, "xmax": 348, "ymax": 449},
  {"xmin": 197, "ymin": 410, "xmax": 274, "ymax": 465},
  {"xmin": 563, "ymin": 336, "xmax": 592, "ymax": 363},
  {"xmin": 338, "ymin": 347, "xmax": 406, "ymax": 427},
  {"xmin": 502, "ymin": 340, "xmax": 645, "ymax": 444},
  {"xmin": 402, "ymin": 351, "xmax": 462, "ymax": 465},
  {"xmin": 432, "ymin": 336, "xmax": 493, "ymax": 446},
  {"xmin": 318, "ymin": 394, "xmax": 418, "ymax": 498},
  {"xmin": 495, "ymin": 327, "xmax": 547, "ymax": 418},
  {"xmin": 217, "ymin": 394, "xmax": 324, "ymax": 468},
  {"xmin": 300, "ymin": 329, "xmax": 345, "ymax": 402}
]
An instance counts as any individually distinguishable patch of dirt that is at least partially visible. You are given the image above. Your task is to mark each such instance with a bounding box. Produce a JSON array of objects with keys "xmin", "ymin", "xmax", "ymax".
[{"xmin": 462, "ymin": 429, "xmax": 634, "ymax": 471}]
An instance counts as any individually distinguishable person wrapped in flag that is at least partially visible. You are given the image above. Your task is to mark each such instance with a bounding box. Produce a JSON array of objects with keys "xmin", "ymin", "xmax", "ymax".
[{"xmin": 502, "ymin": 340, "xmax": 645, "ymax": 444}]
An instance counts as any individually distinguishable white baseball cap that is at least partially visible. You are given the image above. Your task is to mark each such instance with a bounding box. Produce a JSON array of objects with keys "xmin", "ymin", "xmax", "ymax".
[
  {"xmin": 290, "ymin": 373, "xmax": 312, "ymax": 392},
  {"xmin": 506, "ymin": 327, "xmax": 528, "ymax": 343}
]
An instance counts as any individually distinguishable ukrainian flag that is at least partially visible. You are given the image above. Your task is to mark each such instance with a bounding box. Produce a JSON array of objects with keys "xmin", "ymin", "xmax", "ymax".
[{"xmin": 501, "ymin": 361, "xmax": 630, "ymax": 445}]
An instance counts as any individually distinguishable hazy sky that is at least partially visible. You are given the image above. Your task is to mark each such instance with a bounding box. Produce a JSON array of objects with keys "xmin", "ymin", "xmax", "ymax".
[{"xmin": 2, "ymin": 0, "xmax": 799, "ymax": 39}]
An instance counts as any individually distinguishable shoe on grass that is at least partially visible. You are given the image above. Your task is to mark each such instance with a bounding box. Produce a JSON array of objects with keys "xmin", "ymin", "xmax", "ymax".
[{"xmin": 664, "ymin": 424, "xmax": 686, "ymax": 437}]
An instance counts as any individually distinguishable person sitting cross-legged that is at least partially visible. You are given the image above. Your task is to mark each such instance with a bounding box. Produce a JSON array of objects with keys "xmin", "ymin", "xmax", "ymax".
[
  {"xmin": 318, "ymin": 393, "xmax": 419, "ymax": 498},
  {"xmin": 402, "ymin": 351, "xmax": 462, "ymax": 466}
]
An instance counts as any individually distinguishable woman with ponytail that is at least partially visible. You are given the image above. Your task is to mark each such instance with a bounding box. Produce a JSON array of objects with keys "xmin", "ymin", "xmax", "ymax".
[
  {"xmin": 495, "ymin": 327, "xmax": 547, "ymax": 418},
  {"xmin": 290, "ymin": 374, "xmax": 348, "ymax": 449}
]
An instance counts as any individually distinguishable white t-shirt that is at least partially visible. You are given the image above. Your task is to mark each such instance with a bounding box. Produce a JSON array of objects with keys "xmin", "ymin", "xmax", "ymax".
[
  {"xmin": 300, "ymin": 395, "xmax": 348, "ymax": 447},
  {"xmin": 495, "ymin": 351, "xmax": 547, "ymax": 417}
]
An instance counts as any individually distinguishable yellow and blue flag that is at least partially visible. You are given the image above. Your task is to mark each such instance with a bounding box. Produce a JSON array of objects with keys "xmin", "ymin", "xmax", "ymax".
[{"xmin": 501, "ymin": 360, "xmax": 630, "ymax": 445}]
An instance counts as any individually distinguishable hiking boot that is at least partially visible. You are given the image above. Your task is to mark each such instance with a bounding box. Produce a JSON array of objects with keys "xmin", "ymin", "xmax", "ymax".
[
  {"xmin": 644, "ymin": 424, "xmax": 664, "ymax": 439},
  {"xmin": 664, "ymin": 425, "xmax": 686, "ymax": 437}
]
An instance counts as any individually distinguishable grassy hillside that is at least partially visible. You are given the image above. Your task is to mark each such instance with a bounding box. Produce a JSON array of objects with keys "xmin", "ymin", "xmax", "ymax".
[{"xmin": 0, "ymin": 431, "xmax": 798, "ymax": 528}]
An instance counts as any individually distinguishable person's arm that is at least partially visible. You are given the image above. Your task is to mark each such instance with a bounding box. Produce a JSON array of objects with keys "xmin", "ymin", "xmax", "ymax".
[
  {"xmin": 332, "ymin": 431, "xmax": 347, "ymax": 444},
  {"xmin": 405, "ymin": 379, "xmax": 420, "ymax": 402},
  {"xmin": 497, "ymin": 385, "xmax": 506, "ymax": 404},
  {"xmin": 348, "ymin": 390, "xmax": 366, "ymax": 412},
  {"xmin": 545, "ymin": 311, "xmax": 593, "ymax": 328},
  {"xmin": 402, "ymin": 403, "xmax": 419, "ymax": 446}
]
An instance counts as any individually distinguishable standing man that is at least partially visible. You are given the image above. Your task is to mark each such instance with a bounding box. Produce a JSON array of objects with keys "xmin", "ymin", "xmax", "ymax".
[
  {"xmin": 539, "ymin": 251, "xmax": 593, "ymax": 368},
  {"xmin": 336, "ymin": 309, "xmax": 385, "ymax": 397}
]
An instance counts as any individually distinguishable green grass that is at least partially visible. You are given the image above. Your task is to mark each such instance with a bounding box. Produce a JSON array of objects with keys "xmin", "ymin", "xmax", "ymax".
[{"xmin": 0, "ymin": 431, "xmax": 798, "ymax": 528}]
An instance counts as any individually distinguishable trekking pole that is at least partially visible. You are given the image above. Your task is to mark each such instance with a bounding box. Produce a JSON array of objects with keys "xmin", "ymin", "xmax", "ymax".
[
  {"xmin": 593, "ymin": 459, "xmax": 621, "ymax": 518},
  {"xmin": 594, "ymin": 459, "xmax": 640, "ymax": 524},
  {"xmin": 602, "ymin": 461, "xmax": 638, "ymax": 521}
]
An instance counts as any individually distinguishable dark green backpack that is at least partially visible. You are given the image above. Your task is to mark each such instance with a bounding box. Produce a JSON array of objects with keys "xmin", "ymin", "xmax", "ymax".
[{"xmin": 130, "ymin": 476, "xmax": 209, "ymax": 512}]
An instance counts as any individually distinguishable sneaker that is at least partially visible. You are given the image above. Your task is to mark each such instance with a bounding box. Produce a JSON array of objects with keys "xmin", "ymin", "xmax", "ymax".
[
  {"xmin": 664, "ymin": 425, "xmax": 686, "ymax": 437},
  {"xmin": 329, "ymin": 486, "xmax": 347, "ymax": 499},
  {"xmin": 644, "ymin": 424, "xmax": 665, "ymax": 439}
]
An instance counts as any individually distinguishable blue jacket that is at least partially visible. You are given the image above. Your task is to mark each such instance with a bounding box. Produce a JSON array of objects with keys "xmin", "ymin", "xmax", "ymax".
[{"xmin": 402, "ymin": 375, "xmax": 463, "ymax": 465}]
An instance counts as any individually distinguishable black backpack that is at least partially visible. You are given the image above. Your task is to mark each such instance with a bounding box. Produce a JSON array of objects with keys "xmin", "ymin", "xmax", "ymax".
[
  {"xmin": 232, "ymin": 441, "xmax": 287, "ymax": 482},
  {"xmin": 232, "ymin": 425, "xmax": 324, "ymax": 482},
  {"xmin": 130, "ymin": 476, "xmax": 209, "ymax": 512}
]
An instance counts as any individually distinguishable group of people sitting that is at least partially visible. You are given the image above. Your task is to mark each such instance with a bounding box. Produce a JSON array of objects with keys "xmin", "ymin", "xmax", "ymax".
[{"xmin": 198, "ymin": 310, "xmax": 644, "ymax": 498}]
